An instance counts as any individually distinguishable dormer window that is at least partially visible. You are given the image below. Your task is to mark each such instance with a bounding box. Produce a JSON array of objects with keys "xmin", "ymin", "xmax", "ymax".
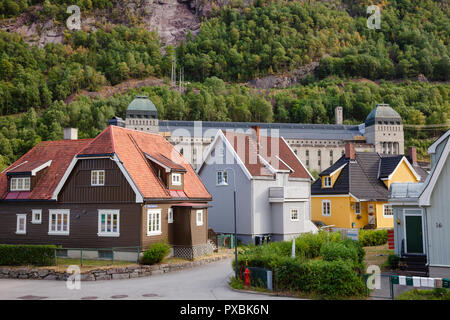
[
  {"xmin": 323, "ymin": 176, "xmax": 331, "ymax": 188},
  {"xmin": 11, "ymin": 177, "xmax": 31, "ymax": 191},
  {"xmin": 91, "ymin": 170, "xmax": 105, "ymax": 186},
  {"xmin": 172, "ymin": 173, "xmax": 181, "ymax": 186}
]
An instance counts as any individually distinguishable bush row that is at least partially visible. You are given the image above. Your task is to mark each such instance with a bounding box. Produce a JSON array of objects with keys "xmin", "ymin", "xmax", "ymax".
[
  {"xmin": 0, "ymin": 244, "xmax": 56, "ymax": 266},
  {"xmin": 141, "ymin": 242, "xmax": 171, "ymax": 265}
]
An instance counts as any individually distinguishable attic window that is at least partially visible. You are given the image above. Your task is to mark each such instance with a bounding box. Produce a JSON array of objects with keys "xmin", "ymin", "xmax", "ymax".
[
  {"xmin": 323, "ymin": 176, "xmax": 331, "ymax": 188},
  {"xmin": 172, "ymin": 173, "xmax": 182, "ymax": 186},
  {"xmin": 11, "ymin": 177, "xmax": 30, "ymax": 191},
  {"xmin": 355, "ymin": 202, "xmax": 361, "ymax": 214},
  {"xmin": 91, "ymin": 170, "xmax": 105, "ymax": 186}
]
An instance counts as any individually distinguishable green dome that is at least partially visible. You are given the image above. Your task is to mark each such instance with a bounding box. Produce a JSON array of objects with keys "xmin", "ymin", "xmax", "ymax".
[
  {"xmin": 365, "ymin": 104, "xmax": 401, "ymax": 126},
  {"xmin": 127, "ymin": 96, "xmax": 157, "ymax": 112}
]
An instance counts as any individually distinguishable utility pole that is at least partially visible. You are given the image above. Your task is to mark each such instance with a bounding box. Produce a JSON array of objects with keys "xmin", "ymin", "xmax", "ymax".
[{"xmin": 171, "ymin": 55, "xmax": 176, "ymax": 87}]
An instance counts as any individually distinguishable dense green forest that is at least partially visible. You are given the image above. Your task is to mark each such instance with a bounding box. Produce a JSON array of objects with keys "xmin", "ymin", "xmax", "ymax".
[
  {"xmin": 0, "ymin": 78, "xmax": 448, "ymax": 170},
  {"xmin": 0, "ymin": 0, "xmax": 449, "ymax": 170}
]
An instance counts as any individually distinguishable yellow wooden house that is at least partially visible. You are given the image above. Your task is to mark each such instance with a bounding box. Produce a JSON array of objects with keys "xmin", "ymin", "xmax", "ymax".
[{"xmin": 311, "ymin": 144, "xmax": 426, "ymax": 229}]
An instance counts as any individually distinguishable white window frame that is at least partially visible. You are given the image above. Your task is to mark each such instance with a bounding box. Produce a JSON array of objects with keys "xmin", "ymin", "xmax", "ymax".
[
  {"xmin": 172, "ymin": 173, "xmax": 182, "ymax": 186},
  {"xmin": 91, "ymin": 170, "xmax": 105, "ymax": 186},
  {"xmin": 97, "ymin": 209, "xmax": 120, "ymax": 237},
  {"xmin": 10, "ymin": 177, "xmax": 31, "ymax": 191},
  {"xmin": 16, "ymin": 214, "xmax": 26, "ymax": 234},
  {"xmin": 323, "ymin": 176, "xmax": 331, "ymax": 188},
  {"xmin": 322, "ymin": 200, "xmax": 331, "ymax": 216},
  {"xmin": 383, "ymin": 204, "xmax": 393, "ymax": 218},
  {"xmin": 31, "ymin": 209, "xmax": 42, "ymax": 224},
  {"xmin": 48, "ymin": 209, "xmax": 70, "ymax": 235},
  {"xmin": 355, "ymin": 202, "xmax": 361, "ymax": 215},
  {"xmin": 196, "ymin": 210, "xmax": 203, "ymax": 226},
  {"xmin": 147, "ymin": 209, "xmax": 162, "ymax": 236},
  {"xmin": 168, "ymin": 208, "xmax": 174, "ymax": 224},
  {"xmin": 216, "ymin": 170, "xmax": 228, "ymax": 185},
  {"xmin": 290, "ymin": 209, "xmax": 299, "ymax": 221}
]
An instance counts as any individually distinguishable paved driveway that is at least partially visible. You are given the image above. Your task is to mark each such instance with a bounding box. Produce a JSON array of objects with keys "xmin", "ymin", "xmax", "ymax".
[{"xmin": 0, "ymin": 258, "xmax": 296, "ymax": 300}]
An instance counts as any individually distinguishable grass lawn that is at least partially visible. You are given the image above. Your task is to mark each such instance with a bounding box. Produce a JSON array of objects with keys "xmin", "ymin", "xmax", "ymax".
[
  {"xmin": 396, "ymin": 288, "xmax": 450, "ymax": 300},
  {"xmin": 363, "ymin": 244, "xmax": 393, "ymax": 271}
]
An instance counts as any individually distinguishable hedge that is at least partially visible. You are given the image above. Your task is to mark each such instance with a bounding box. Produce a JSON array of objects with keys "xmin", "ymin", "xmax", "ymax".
[
  {"xmin": 0, "ymin": 244, "xmax": 56, "ymax": 266},
  {"xmin": 358, "ymin": 229, "xmax": 388, "ymax": 247}
]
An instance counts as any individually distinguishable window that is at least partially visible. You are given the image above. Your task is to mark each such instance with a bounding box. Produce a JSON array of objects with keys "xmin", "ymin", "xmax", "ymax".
[
  {"xmin": 330, "ymin": 160, "xmax": 333, "ymax": 166},
  {"xmin": 318, "ymin": 160, "xmax": 321, "ymax": 166},
  {"xmin": 98, "ymin": 210, "xmax": 120, "ymax": 237},
  {"xmin": 196, "ymin": 210, "xmax": 203, "ymax": 226},
  {"xmin": 318, "ymin": 150, "xmax": 321, "ymax": 157},
  {"xmin": 168, "ymin": 208, "xmax": 174, "ymax": 224},
  {"xmin": 172, "ymin": 173, "xmax": 181, "ymax": 186},
  {"xmin": 147, "ymin": 209, "xmax": 161, "ymax": 236},
  {"xmin": 217, "ymin": 170, "xmax": 228, "ymax": 185},
  {"xmin": 383, "ymin": 204, "xmax": 393, "ymax": 217},
  {"xmin": 48, "ymin": 209, "xmax": 70, "ymax": 235},
  {"xmin": 290, "ymin": 209, "xmax": 299, "ymax": 221},
  {"xmin": 323, "ymin": 176, "xmax": 331, "ymax": 188},
  {"xmin": 16, "ymin": 214, "xmax": 26, "ymax": 234},
  {"xmin": 355, "ymin": 202, "xmax": 361, "ymax": 214},
  {"xmin": 31, "ymin": 209, "xmax": 42, "ymax": 224},
  {"xmin": 10, "ymin": 177, "xmax": 30, "ymax": 191},
  {"xmin": 330, "ymin": 150, "xmax": 333, "ymax": 157},
  {"xmin": 98, "ymin": 250, "xmax": 113, "ymax": 259},
  {"xmin": 306, "ymin": 160, "xmax": 309, "ymax": 166},
  {"xmin": 91, "ymin": 170, "xmax": 105, "ymax": 186},
  {"xmin": 322, "ymin": 200, "xmax": 331, "ymax": 216},
  {"xmin": 306, "ymin": 150, "xmax": 309, "ymax": 157}
]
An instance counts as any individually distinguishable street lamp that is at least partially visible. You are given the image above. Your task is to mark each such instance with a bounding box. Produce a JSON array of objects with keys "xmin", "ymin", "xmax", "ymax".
[{"xmin": 218, "ymin": 167, "xmax": 238, "ymax": 279}]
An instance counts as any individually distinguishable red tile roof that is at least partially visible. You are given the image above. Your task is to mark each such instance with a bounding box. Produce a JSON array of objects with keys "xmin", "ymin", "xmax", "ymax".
[
  {"xmin": 0, "ymin": 139, "xmax": 93, "ymax": 200},
  {"xmin": 0, "ymin": 126, "xmax": 210, "ymax": 201},
  {"xmin": 223, "ymin": 131, "xmax": 311, "ymax": 179}
]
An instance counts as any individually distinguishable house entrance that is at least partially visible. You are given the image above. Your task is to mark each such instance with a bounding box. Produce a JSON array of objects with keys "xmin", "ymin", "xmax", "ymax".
[{"xmin": 405, "ymin": 215, "xmax": 423, "ymax": 254}]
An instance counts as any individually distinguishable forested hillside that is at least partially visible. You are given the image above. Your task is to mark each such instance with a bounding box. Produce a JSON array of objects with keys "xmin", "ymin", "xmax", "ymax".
[{"xmin": 0, "ymin": 0, "xmax": 448, "ymax": 170}]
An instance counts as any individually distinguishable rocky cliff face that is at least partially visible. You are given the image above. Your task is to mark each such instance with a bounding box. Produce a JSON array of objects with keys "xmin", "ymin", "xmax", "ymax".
[{"xmin": 0, "ymin": 0, "xmax": 202, "ymax": 47}]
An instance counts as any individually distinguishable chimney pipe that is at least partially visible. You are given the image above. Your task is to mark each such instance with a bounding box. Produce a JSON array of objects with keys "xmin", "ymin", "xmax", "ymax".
[
  {"xmin": 407, "ymin": 146, "xmax": 417, "ymax": 165},
  {"xmin": 345, "ymin": 143, "xmax": 355, "ymax": 160},
  {"xmin": 63, "ymin": 128, "xmax": 78, "ymax": 140}
]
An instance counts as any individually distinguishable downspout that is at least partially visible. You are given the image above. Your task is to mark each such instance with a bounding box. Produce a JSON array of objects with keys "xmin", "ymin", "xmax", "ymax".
[{"xmin": 421, "ymin": 206, "xmax": 430, "ymax": 267}]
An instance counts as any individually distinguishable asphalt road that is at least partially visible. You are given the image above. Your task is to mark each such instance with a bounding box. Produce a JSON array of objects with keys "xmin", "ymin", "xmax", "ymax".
[{"xmin": 0, "ymin": 258, "xmax": 296, "ymax": 300}]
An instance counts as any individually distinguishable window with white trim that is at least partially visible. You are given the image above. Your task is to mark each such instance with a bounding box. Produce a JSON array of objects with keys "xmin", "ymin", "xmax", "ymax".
[
  {"xmin": 216, "ymin": 170, "xmax": 228, "ymax": 185},
  {"xmin": 355, "ymin": 202, "xmax": 361, "ymax": 214},
  {"xmin": 91, "ymin": 170, "xmax": 105, "ymax": 186},
  {"xmin": 16, "ymin": 214, "xmax": 26, "ymax": 234},
  {"xmin": 322, "ymin": 200, "xmax": 331, "ymax": 216},
  {"xmin": 10, "ymin": 177, "xmax": 31, "ymax": 191},
  {"xmin": 323, "ymin": 176, "xmax": 331, "ymax": 188},
  {"xmin": 383, "ymin": 204, "xmax": 393, "ymax": 217},
  {"xmin": 48, "ymin": 209, "xmax": 70, "ymax": 235},
  {"xmin": 290, "ymin": 209, "xmax": 299, "ymax": 221},
  {"xmin": 31, "ymin": 209, "xmax": 42, "ymax": 224},
  {"xmin": 196, "ymin": 210, "xmax": 203, "ymax": 226},
  {"xmin": 147, "ymin": 209, "xmax": 161, "ymax": 236},
  {"xmin": 168, "ymin": 208, "xmax": 174, "ymax": 224},
  {"xmin": 98, "ymin": 210, "xmax": 120, "ymax": 237},
  {"xmin": 172, "ymin": 173, "xmax": 181, "ymax": 186}
]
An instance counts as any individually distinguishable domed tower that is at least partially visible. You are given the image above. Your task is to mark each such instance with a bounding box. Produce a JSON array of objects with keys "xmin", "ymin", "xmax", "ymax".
[
  {"xmin": 125, "ymin": 95, "xmax": 159, "ymax": 133},
  {"xmin": 364, "ymin": 103, "xmax": 404, "ymax": 155}
]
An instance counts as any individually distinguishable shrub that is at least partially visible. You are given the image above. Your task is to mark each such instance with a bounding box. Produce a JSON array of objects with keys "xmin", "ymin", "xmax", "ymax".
[
  {"xmin": 0, "ymin": 244, "xmax": 57, "ymax": 266},
  {"xmin": 276, "ymin": 259, "xmax": 366, "ymax": 298},
  {"xmin": 320, "ymin": 242, "xmax": 358, "ymax": 263},
  {"xmin": 387, "ymin": 254, "xmax": 400, "ymax": 269},
  {"xmin": 141, "ymin": 242, "xmax": 171, "ymax": 265},
  {"xmin": 358, "ymin": 229, "xmax": 388, "ymax": 247}
]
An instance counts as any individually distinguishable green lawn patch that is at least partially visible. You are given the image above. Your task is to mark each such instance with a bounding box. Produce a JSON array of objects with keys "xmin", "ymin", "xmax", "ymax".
[{"xmin": 396, "ymin": 288, "xmax": 450, "ymax": 300}]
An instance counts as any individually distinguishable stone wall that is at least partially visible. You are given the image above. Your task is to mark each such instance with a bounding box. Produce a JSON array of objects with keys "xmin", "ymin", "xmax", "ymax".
[{"xmin": 0, "ymin": 254, "xmax": 229, "ymax": 281}]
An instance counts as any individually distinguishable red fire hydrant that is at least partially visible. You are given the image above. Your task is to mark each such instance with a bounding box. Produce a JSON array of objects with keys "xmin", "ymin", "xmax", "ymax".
[{"xmin": 244, "ymin": 268, "xmax": 250, "ymax": 287}]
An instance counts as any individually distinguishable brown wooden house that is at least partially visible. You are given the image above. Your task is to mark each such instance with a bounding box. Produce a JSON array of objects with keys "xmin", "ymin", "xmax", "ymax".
[{"xmin": 0, "ymin": 126, "xmax": 212, "ymax": 260}]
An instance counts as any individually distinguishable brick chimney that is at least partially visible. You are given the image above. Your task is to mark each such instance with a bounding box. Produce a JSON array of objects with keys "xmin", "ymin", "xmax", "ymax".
[
  {"xmin": 63, "ymin": 128, "xmax": 78, "ymax": 140},
  {"xmin": 345, "ymin": 143, "xmax": 355, "ymax": 160},
  {"xmin": 408, "ymin": 146, "xmax": 417, "ymax": 165},
  {"xmin": 251, "ymin": 125, "xmax": 261, "ymax": 153}
]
